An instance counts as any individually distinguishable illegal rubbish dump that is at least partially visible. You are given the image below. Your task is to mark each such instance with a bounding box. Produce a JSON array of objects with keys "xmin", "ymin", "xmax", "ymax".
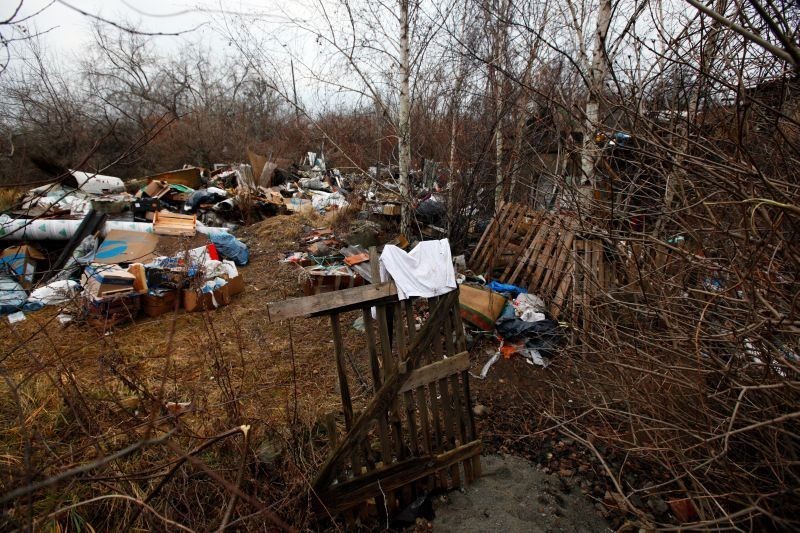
[
  {"xmin": 1, "ymin": 0, "xmax": 798, "ymax": 529},
  {"xmin": 1, "ymin": 143, "xmax": 797, "ymax": 531}
]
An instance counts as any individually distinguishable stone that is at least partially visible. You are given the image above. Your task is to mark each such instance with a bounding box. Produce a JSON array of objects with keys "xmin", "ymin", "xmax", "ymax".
[
  {"xmin": 647, "ymin": 495, "xmax": 669, "ymax": 515},
  {"xmin": 472, "ymin": 404, "xmax": 489, "ymax": 417},
  {"xmin": 256, "ymin": 434, "xmax": 284, "ymax": 467},
  {"xmin": 344, "ymin": 220, "xmax": 381, "ymax": 248}
]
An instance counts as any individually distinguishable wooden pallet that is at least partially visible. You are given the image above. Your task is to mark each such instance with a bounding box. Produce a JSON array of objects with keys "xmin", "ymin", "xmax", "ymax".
[
  {"xmin": 470, "ymin": 203, "xmax": 607, "ymax": 319},
  {"xmin": 266, "ymin": 251, "xmax": 480, "ymax": 523}
]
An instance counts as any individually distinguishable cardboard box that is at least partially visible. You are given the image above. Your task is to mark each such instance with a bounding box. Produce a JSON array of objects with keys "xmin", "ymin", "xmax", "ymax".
[
  {"xmin": 82, "ymin": 264, "xmax": 136, "ymax": 298},
  {"xmin": 84, "ymin": 293, "xmax": 140, "ymax": 330},
  {"xmin": 382, "ymin": 203, "xmax": 401, "ymax": 216},
  {"xmin": 142, "ymin": 180, "xmax": 170, "ymax": 199},
  {"xmin": 458, "ymin": 284, "xmax": 507, "ymax": 330},
  {"xmin": 182, "ymin": 283, "xmax": 230, "ymax": 312},
  {"xmin": 133, "ymin": 198, "xmax": 160, "ymax": 222},
  {"xmin": 1, "ymin": 245, "xmax": 45, "ymax": 289},
  {"xmin": 142, "ymin": 289, "xmax": 178, "ymax": 317},
  {"xmin": 225, "ymin": 274, "xmax": 244, "ymax": 296}
]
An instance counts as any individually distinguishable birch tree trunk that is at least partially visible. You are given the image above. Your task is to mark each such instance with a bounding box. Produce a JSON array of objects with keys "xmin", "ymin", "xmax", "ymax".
[
  {"xmin": 398, "ymin": 0, "xmax": 412, "ymax": 236},
  {"xmin": 448, "ymin": 6, "xmax": 469, "ymax": 234},
  {"xmin": 492, "ymin": 0, "xmax": 509, "ymax": 209},
  {"xmin": 580, "ymin": 0, "xmax": 612, "ymax": 189}
]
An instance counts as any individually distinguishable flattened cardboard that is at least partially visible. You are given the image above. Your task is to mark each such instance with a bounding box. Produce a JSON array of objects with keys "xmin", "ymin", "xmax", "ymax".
[{"xmin": 95, "ymin": 230, "xmax": 159, "ymax": 264}]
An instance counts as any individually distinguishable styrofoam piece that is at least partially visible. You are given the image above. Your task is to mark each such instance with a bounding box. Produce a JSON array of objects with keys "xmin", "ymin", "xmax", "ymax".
[
  {"xmin": 68, "ymin": 170, "xmax": 125, "ymax": 194},
  {"xmin": 0, "ymin": 215, "xmax": 229, "ymax": 241}
]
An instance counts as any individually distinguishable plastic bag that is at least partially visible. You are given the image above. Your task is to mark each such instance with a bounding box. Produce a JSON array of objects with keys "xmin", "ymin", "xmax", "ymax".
[
  {"xmin": 0, "ymin": 277, "xmax": 27, "ymax": 315},
  {"xmin": 52, "ymin": 234, "xmax": 99, "ymax": 282},
  {"xmin": 512, "ymin": 293, "xmax": 546, "ymax": 321},
  {"xmin": 486, "ymin": 281, "xmax": 528, "ymax": 298},
  {"xmin": 495, "ymin": 316, "xmax": 560, "ymax": 358},
  {"xmin": 27, "ymin": 280, "xmax": 80, "ymax": 306},
  {"xmin": 209, "ymin": 232, "xmax": 249, "ymax": 266}
]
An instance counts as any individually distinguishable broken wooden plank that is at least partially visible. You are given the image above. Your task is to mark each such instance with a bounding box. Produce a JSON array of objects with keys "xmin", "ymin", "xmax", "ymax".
[
  {"xmin": 331, "ymin": 313, "xmax": 354, "ymax": 430},
  {"xmin": 399, "ymin": 351, "xmax": 469, "ymax": 393},
  {"xmin": 317, "ymin": 440, "xmax": 481, "ymax": 513},
  {"xmin": 266, "ymin": 281, "xmax": 397, "ymax": 321},
  {"xmin": 340, "ymin": 245, "xmax": 374, "ymax": 282}
]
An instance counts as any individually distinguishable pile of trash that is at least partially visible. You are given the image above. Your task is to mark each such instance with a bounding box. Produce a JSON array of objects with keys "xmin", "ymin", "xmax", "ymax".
[
  {"xmin": 283, "ymin": 226, "xmax": 372, "ymax": 296},
  {"xmin": 9, "ymin": 152, "xmax": 354, "ymax": 233},
  {"xmin": 457, "ymin": 277, "xmax": 562, "ymax": 377},
  {"xmin": 359, "ymin": 163, "xmax": 448, "ymax": 237},
  {"xmin": 0, "ymin": 207, "xmax": 250, "ymax": 328},
  {"xmin": 1, "ymin": 150, "xmax": 466, "ymax": 328}
]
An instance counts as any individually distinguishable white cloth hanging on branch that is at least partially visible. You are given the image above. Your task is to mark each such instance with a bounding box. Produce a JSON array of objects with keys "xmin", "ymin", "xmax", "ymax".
[{"xmin": 378, "ymin": 238, "xmax": 457, "ymax": 300}]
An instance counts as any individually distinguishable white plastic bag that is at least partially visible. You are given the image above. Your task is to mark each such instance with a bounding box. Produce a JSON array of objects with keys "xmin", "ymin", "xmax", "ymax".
[{"xmin": 28, "ymin": 280, "xmax": 80, "ymax": 306}]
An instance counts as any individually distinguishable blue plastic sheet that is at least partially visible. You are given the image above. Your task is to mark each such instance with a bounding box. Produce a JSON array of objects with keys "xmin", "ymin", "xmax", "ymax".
[
  {"xmin": 210, "ymin": 232, "xmax": 249, "ymax": 266},
  {"xmin": 486, "ymin": 280, "xmax": 527, "ymax": 298}
]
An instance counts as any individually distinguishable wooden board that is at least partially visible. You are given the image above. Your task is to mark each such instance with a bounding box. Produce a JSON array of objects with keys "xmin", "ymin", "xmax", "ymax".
[
  {"xmin": 266, "ymin": 281, "xmax": 398, "ymax": 321},
  {"xmin": 399, "ymin": 351, "xmax": 470, "ymax": 393},
  {"xmin": 317, "ymin": 440, "xmax": 481, "ymax": 513}
]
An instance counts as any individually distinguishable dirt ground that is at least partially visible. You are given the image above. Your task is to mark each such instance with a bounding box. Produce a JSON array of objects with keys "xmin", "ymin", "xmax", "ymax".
[{"xmin": 433, "ymin": 454, "xmax": 608, "ymax": 532}]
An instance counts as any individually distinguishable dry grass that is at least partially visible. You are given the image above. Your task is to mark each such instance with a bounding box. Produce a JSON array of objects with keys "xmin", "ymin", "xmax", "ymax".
[
  {"xmin": 0, "ymin": 215, "xmax": 372, "ymax": 530},
  {"xmin": 0, "ymin": 188, "xmax": 24, "ymax": 212}
]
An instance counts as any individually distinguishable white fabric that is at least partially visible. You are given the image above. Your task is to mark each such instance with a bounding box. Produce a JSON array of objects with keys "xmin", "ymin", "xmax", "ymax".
[{"xmin": 379, "ymin": 239, "xmax": 457, "ymax": 300}]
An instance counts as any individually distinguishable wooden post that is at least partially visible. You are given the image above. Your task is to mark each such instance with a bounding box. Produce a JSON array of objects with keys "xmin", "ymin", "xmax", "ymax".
[{"xmin": 331, "ymin": 313, "xmax": 354, "ymax": 430}]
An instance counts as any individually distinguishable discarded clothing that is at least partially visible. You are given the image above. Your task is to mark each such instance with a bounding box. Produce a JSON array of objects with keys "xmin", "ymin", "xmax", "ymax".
[{"xmin": 379, "ymin": 239, "xmax": 456, "ymax": 300}]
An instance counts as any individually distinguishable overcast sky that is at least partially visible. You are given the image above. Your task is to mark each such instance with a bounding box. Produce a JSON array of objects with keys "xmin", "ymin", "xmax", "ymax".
[{"xmin": 7, "ymin": 1, "xmax": 302, "ymax": 60}]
